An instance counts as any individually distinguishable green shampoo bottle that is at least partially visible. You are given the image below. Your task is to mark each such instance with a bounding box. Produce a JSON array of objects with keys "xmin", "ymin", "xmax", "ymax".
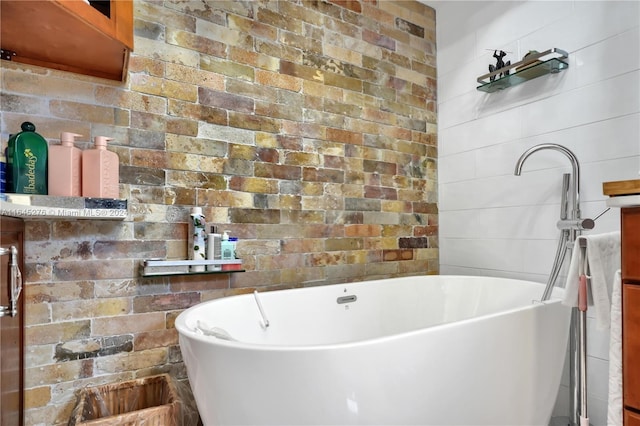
[{"xmin": 6, "ymin": 122, "xmax": 48, "ymax": 194}]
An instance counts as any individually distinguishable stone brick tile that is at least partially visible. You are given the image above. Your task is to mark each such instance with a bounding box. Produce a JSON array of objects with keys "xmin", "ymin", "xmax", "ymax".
[
  {"xmin": 167, "ymin": 28, "xmax": 227, "ymax": 57},
  {"xmin": 302, "ymin": 167, "xmax": 344, "ymax": 183},
  {"xmin": 381, "ymin": 200, "xmax": 412, "ymax": 214},
  {"xmin": 166, "ymin": 273, "xmax": 228, "ymax": 293},
  {"xmin": 325, "ymin": 263, "xmax": 366, "ymax": 281},
  {"xmin": 413, "ymin": 225, "xmax": 437, "ymax": 238},
  {"xmin": 255, "ymin": 69, "xmax": 302, "ymax": 92},
  {"xmin": 127, "ymin": 185, "xmax": 166, "ymax": 206},
  {"xmin": 200, "ymin": 55, "xmax": 254, "ymax": 82},
  {"xmin": 228, "ymin": 14, "xmax": 277, "ymax": 40},
  {"xmin": 25, "ymin": 320, "xmax": 91, "ymax": 346},
  {"xmin": 49, "ymin": 100, "xmax": 117, "ymax": 125},
  {"xmin": 138, "ymin": 36, "xmax": 201, "ymax": 67},
  {"xmin": 53, "ymin": 260, "xmax": 134, "ymax": 281},
  {"xmin": 3, "ymin": 68, "xmax": 96, "ymax": 102},
  {"xmin": 415, "ymin": 248, "xmax": 438, "ymax": 261},
  {"xmin": 362, "ymin": 211, "xmax": 400, "ymax": 225},
  {"xmin": 229, "ymin": 270, "xmax": 282, "ymax": 289},
  {"xmin": 345, "ymin": 224, "xmax": 381, "ymax": 237},
  {"xmin": 107, "ymin": 88, "xmax": 165, "ymax": 115},
  {"xmin": 130, "ymin": 110, "xmax": 164, "ymax": 132},
  {"xmin": 280, "ymin": 60, "xmax": 324, "ymax": 83},
  {"xmin": 229, "ymin": 176, "xmax": 278, "ymax": 194},
  {"xmin": 165, "ymin": 64, "xmax": 223, "ymax": 91},
  {"xmin": 379, "ymin": 1, "xmax": 433, "ymax": 28},
  {"xmin": 51, "ymin": 220, "xmax": 133, "ymax": 240},
  {"xmin": 278, "ymin": 195, "xmax": 303, "ymax": 211},
  {"xmin": 130, "ymin": 147, "xmax": 168, "ymax": 169},
  {"xmin": 165, "ymin": 151, "xmax": 200, "ymax": 172},
  {"xmin": 166, "ymin": 116, "xmax": 198, "ymax": 136},
  {"xmin": 23, "ymin": 262, "xmax": 52, "ymax": 285},
  {"xmin": 365, "ymin": 260, "xmax": 398, "ymax": 277},
  {"xmin": 280, "ymin": 267, "xmax": 326, "ymax": 285},
  {"xmin": 399, "ymin": 259, "xmax": 432, "ymax": 274},
  {"xmin": 325, "ymin": 237, "xmax": 363, "ymax": 252},
  {"xmin": 92, "ymin": 312, "xmax": 166, "ymax": 337},
  {"xmin": 361, "ymin": 3, "xmax": 394, "ymax": 26},
  {"xmin": 382, "ymin": 249, "xmax": 413, "ymax": 262},
  {"xmin": 1, "ymin": 93, "xmax": 48, "ymax": 115},
  {"xmin": 136, "ymin": 1, "xmax": 196, "ymax": 30},
  {"xmin": 26, "ymin": 281, "xmax": 93, "ymax": 304},
  {"xmin": 23, "ymin": 300, "xmax": 51, "ymax": 327},
  {"xmin": 24, "ymin": 386, "xmax": 51, "ymax": 409},
  {"xmin": 166, "ymin": 134, "xmax": 225, "ymax": 157},
  {"xmin": 95, "ymin": 347, "xmax": 168, "ymax": 374},
  {"xmin": 134, "ymin": 329, "xmax": 179, "ymax": 351},
  {"xmin": 303, "ymin": 80, "xmax": 342, "ymax": 102},
  {"xmin": 130, "ymin": 73, "xmax": 163, "ymax": 97},
  {"xmin": 25, "ymin": 358, "xmax": 93, "ymax": 388},
  {"xmin": 93, "ymin": 279, "xmax": 138, "ymax": 299},
  {"xmin": 257, "ymin": 253, "xmax": 306, "ymax": 270},
  {"xmin": 197, "ymin": 190, "xmax": 253, "ymax": 208},
  {"xmin": 128, "ymin": 55, "xmax": 165, "ymax": 76},
  {"xmin": 379, "ymin": 224, "xmax": 410, "ymax": 237},
  {"xmin": 24, "ymin": 221, "xmax": 50, "ymax": 241},
  {"xmin": 324, "ymin": 72, "xmax": 363, "ymax": 92},
  {"xmin": 381, "ymin": 24, "xmax": 410, "ymax": 47},
  {"xmin": 52, "ymin": 298, "xmax": 130, "ymax": 322},
  {"xmin": 199, "ymin": 87, "xmax": 255, "ymax": 113},
  {"xmin": 399, "ymin": 237, "xmax": 429, "ymax": 249},
  {"xmin": 230, "ymin": 208, "xmax": 280, "ymax": 224},
  {"xmin": 281, "ymin": 238, "xmax": 323, "ymax": 254},
  {"xmin": 198, "ymin": 121, "xmax": 255, "ymax": 145},
  {"xmin": 368, "ymin": 237, "xmax": 396, "ymax": 254},
  {"xmin": 229, "ymin": 112, "xmax": 282, "ymax": 133}
]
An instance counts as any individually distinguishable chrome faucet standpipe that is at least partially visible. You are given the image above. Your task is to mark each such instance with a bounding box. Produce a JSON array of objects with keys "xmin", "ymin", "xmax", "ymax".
[{"xmin": 514, "ymin": 143, "xmax": 590, "ymax": 426}]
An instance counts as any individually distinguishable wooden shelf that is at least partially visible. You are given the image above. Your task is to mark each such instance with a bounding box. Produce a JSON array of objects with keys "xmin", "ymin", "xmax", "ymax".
[{"xmin": 0, "ymin": 0, "xmax": 133, "ymax": 81}]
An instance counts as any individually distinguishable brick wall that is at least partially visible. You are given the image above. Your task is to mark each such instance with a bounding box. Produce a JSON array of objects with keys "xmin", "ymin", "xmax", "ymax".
[{"xmin": 0, "ymin": 1, "xmax": 437, "ymax": 423}]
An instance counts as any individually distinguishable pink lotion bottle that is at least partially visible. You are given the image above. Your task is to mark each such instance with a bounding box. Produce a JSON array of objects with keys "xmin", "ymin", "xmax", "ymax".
[
  {"xmin": 82, "ymin": 136, "xmax": 119, "ymax": 198},
  {"xmin": 48, "ymin": 132, "xmax": 83, "ymax": 196}
]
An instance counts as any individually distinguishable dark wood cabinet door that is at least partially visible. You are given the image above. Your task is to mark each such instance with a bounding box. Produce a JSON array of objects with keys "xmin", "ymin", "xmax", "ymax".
[{"xmin": 0, "ymin": 216, "xmax": 24, "ymax": 426}]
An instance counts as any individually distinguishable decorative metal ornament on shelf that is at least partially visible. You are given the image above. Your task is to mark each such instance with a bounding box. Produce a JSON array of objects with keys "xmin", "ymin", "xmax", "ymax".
[
  {"xmin": 488, "ymin": 50, "xmax": 511, "ymax": 81},
  {"xmin": 477, "ymin": 48, "xmax": 569, "ymax": 93}
]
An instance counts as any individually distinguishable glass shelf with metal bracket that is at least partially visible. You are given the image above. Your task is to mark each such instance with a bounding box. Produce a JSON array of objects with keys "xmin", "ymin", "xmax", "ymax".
[
  {"xmin": 141, "ymin": 259, "xmax": 244, "ymax": 277},
  {"xmin": 477, "ymin": 48, "xmax": 569, "ymax": 93}
]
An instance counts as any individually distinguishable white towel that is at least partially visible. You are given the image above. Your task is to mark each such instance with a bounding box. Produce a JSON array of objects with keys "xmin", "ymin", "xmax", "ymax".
[
  {"xmin": 607, "ymin": 270, "xmax": 623, "ymax": 426},
  {"xmin": 562, "ymin": 232, "xmax": 621, "ymax": 330}
]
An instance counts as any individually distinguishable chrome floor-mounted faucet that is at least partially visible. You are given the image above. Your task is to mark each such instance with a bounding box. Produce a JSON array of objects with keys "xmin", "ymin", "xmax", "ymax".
[
  {"xmin": 514, "ymin": 143, "xmax": 594, "ymax": 301},
  {"xmin": 514, "ymin": 143, "xmax": 595, "ymax": 426}
]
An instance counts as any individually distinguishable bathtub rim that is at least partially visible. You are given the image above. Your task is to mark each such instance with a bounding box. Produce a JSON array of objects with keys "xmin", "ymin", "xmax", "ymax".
[{"xmin": 175, "ymin": 275, "xmax": 568, "ymax": 352}]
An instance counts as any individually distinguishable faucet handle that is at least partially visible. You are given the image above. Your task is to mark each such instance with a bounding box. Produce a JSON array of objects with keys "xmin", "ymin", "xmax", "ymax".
[
  {"xmin": 592, "ymin": 207, "xmax": 610, "ymax": 222},
  {"xmin": 557, "ymin": 218, "xmax": 595, "ymax": 231}
]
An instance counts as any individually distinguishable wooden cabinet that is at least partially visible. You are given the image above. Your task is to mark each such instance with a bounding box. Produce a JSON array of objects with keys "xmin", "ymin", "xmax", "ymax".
[
  {"xmin": 0, "ymin": 0, "xmax": 133, "ymax": 81},
  {"xmin": 0, "ymin": 217, "xmax": 24, "ymax": 426},
  {"xmin": 622, "ymin": 207, "xmax": 640, "ymax": 423},
  {"xmin": 626, "ymin": 408, "xmax": 640, "ymax": 426}
]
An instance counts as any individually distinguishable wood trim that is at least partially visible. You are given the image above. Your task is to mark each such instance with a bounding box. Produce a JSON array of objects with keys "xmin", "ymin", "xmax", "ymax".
[{"xmin": 603, "ymin": 179, "xmax": 640, "ymax": 196}]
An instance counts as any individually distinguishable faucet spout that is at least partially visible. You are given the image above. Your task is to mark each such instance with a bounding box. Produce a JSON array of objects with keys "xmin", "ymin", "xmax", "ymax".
[{"xmin": 514, "ymin": 143, "xmax": 581, "ymax": 219}]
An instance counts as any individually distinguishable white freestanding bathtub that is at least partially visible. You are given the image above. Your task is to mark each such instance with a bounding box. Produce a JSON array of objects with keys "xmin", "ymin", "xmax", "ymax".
[{"xmin": 175, "ymin": 275, "xmax": 571, "ymax": 425}]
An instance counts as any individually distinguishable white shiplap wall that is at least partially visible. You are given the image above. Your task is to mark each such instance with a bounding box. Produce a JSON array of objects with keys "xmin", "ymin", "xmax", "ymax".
[{"xmin": 432, "ymin": 1, "xmax": 640, "ymax": 424}]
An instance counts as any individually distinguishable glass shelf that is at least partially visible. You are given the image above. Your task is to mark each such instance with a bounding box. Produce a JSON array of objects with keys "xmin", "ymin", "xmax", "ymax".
[
  {"xmin": 477, "ymin": 48, "xmax": 569, "ymax": 93},
  {"xmin": 0, "ymin": 194, "xmax": 127, "ymax": 219},
  {"xmin": 141, "ymin": 259, "xmax": 244, "ymax": 277}
]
